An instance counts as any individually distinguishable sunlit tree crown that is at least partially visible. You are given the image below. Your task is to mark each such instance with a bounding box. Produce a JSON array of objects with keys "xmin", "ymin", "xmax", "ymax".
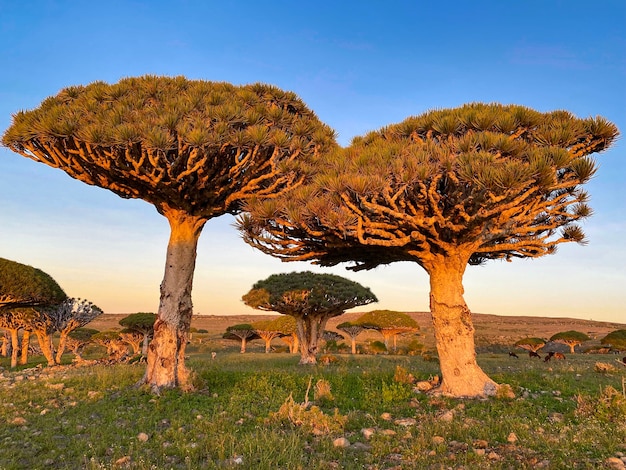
[
  {"xmin": 2, "ymin": 75, "xmax": 337, "ymax": 217},
  {"xmin": 239, "ymin": 103, "xmax": 619, "ymax": 271}
]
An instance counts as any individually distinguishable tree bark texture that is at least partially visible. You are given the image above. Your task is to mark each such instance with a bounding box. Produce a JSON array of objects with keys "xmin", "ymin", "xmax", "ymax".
[
  {"xmin": 142, "ymin": 210, "xmax": 205, "ymax": 391},
  {"xmin": 296, "ymin": 314, "xmax": 330, "ymax": 365},
  {"xmin": 56, "ymin": 332, "xmax": 69, "ymax": 363},
  {"xmin": 10, "ymin": 329, "xmax": 18, "ymax": 368},
  {"xmin": 19, "ymin": 330, "xmax": 30, "ymax": 365},
  {"xmin": 428, "ymin": 255, "xmax": 498, "ymax": 398},
  {"xmin": 36, "ymin": 333, "xmax": 56, "ymax": 366}
]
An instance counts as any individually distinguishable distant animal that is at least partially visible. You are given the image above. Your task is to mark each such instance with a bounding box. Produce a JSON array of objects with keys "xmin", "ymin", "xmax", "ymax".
[
  {"xmin": 544, "ymin": 351, "xmax": 565, "ymax": 362},
  {"xmin": 211, "ymin": 352, "xmax": 217, "ymax": 360},
  {"xmin": 529, "ymin": 351, "xmax": 541, "ymax": 359},
  {"xmin": 508, "ymin": 352, "xmax": 519, "ymax": 359}
]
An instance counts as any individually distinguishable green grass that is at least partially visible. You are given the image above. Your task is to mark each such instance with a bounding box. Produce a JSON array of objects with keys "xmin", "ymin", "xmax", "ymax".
[{"xmin": 1, "ymin": 352, "xmax": 625, "ymax": 469}]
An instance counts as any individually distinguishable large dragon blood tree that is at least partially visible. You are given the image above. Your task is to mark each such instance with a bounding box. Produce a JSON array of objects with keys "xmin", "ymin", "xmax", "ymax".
[
  {"xmin": 238, "ymin": 103, "xmax": 619, "ymax": 398},
  {"xmin": 2, "ymin": 75, "xmax": 336, "ymax": 391}
]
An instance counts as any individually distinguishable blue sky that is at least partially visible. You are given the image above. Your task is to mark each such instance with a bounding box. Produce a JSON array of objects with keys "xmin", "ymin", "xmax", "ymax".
[{"xmin": 0, "ymin": 0, "xmax": 624, "ymax": 322}]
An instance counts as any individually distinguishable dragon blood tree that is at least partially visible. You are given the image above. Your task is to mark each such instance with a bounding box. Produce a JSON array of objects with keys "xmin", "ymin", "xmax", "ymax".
[
  {"xmin": 2, "ymin": 75, "xmax": 336, "ymax": 391},
  {"xmin": 238, "ymin": 103, "xmax": 618, "ymax": 397},
  {"xmin": 242, "ymin": 271, "xmax": 377, "ymax": 364}
]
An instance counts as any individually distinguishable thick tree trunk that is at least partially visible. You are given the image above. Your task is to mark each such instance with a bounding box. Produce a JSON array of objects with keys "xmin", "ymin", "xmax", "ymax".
[
  {"xmin": 428, "ymin": 255, "xmax": 498, "ymax": 398},
  {"xmin": 20, "ymin": 330, "xmax": 30, "ymax": 365},
  {"xmin": 141, "ymin": 334, "xmax": 150, "ymax": 356},
  {"xmin": 56, "ymin": 331, "xmax": 68, "ymax": 363},
  {"xmin": 10, "ymin": 329, "xmax": 19, "ymax": 368},
  {"xmin": 141, "ymin": 210, "xmax": 206, "ymax": 392},
  {"xmin": 351, "ymin": 338, "xmax": 357, "ymax": 354},
  {"xmin": 240, "ymin": 337, "xmax": 247, "ymax": 353},
  {"xmin": 36, "ymin": 333, "xmax": 56, "ymax": 366},
  {"xmin": 297, "ymin": 314, "xmax": 330, "ymax": 365}
]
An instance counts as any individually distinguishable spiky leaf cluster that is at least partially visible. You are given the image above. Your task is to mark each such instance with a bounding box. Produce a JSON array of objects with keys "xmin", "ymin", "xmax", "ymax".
[
  {"xmin": 2, "ymin": 75, "xmax": 337, "ymax": 217},
  {"xmin": 242, "ymin": 271, "xmax": 377, "ymax": 317},
  {"xmin": 0, "ymin": 258, "xmax": 67, "ymax": 309},
  {"xmin": 119, "ymin": 312, "xmax": 156, "ymax": 334},
  {"xmin": 601, "ymin": 330, "xmax": 626, "ymax": 350},
  {"xmin": 550, "ymin": 330, "xmax": 590, "ymax": 343},
  {"xmin": 239, "ymin": 103, "xmax": 618, "ymax": 271},
  {"xmin": 355, "ymin": 310, "xmax": 419, "ymax": 330}
]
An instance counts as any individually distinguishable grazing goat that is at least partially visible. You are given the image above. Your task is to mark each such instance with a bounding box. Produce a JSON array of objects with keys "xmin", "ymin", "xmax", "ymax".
[
  {"xmin": 544, "ymin": 351, "xmax": 566, "ymax": 362},
  {"xmin": 529, "ymin": 351, "xmax": 541, "ymax": 359},
  {"xmin": 508, "ymin": 352, "xmax": 519, "ymax": 358}
]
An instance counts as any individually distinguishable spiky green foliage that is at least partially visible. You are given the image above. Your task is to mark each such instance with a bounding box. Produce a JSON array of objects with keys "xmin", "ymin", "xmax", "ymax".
[
  {"xmin": 68, "ymin": 327, "xmax": 99, "ymax": 341},
  {"xmin": 2, "ymin": 75, "xmax": 337, "ymax": 217},
  {"xmin": 515, "ymin": 337, "xmax": 546, "ymax": 352},
  {"xmin": 550, "ymin": 330, "xmax": 591, "ymax": 353},
  {"xmin": 242, "ymin": 271, "xmax": 377, "ymax": 316},
  {"xmin": 119, "ymin": 312, "xmax": 156, "ymax": 334},
  {"xmin": 600, "ymin": 329, "xmax": 626, "ymax": 351},
  {"xmin": 0, "ymin": 257, "xmax": 67, "ymax": 309},
  {"xmin": 239, "ymin": 103, "xmax": 619, "ymax": 270},
  {"xmin": 223, "ymin": 324, "xmax": 260, "ymax": 341},
  {"xmin": 356, "ymin": 310, "xmax": 419, "ymax": 330}
]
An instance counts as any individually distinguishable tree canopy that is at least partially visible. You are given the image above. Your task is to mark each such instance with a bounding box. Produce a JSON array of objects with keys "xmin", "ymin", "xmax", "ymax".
[
  {"xmin": 355, "ymin": 310, "xmax": 419, "ymax": 352},
  {"xmin": 240, "ymin": 103, "xmax": 618, "ymax": 270},
  {"xmin": 0, "ymin": 258, "xmax": 67, "ymax": 310},
  {"xmin": 550, "ymin": 330, "xmax": 590, "ymax": 353},
  {"xmin": 238, "ymin": 103, "xmax": 618, "ymax": 397},
  {"xmin": 2, "ymin": 75, "xmax": 337, "ymax": 217},
  {"xmin": 119, "ymin": 312, "xmax": 157, "ymax": 333},
  {"xmin": 515, "ymin": 337, "xmax": 546, "ymax": 352},
  {"xmin": 242, "ymin": 271, "xmax": 377, "ymax": 364},
  {"xmin": 601, "ymin": 330, "xmax": 626, "ymax": 351}
]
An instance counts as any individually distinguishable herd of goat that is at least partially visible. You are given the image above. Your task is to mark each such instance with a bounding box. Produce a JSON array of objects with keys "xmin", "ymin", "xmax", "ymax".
[{"xmin": 508, "ymin": 351, "xmax": 567, "ymax": 361}]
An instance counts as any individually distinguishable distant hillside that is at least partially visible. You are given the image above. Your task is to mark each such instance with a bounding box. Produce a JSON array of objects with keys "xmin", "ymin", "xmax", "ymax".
[{"xmin": 91, "ymin": 312, "xmax": 625, "ymax": 351}]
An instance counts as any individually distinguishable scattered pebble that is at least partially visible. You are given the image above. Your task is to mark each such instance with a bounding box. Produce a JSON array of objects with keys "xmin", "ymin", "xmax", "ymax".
[
  {"xmin": 380, "ymin": 412, "xmax": 392, "ymax": 421},
  {"xmin": 333, "ymin": 437, "xmax": 350, "ymax": 448},
  {"xmin": 394, "ymin": 417, "xmax": 416, "ymax": 427},
  {"xmin": 507, "ymin": 432, "xmax": 518, "ymax": 443},
  {"xmin": 432, "ymin": 436, "xmax": 445, "ymax": 445},
  {"xmin": 361, "ymin": 428, "xmax": 375, "ymax": 440},
  {"xmin": 137, "ymin": 432, "xmax": 149, "ymax": 442}
]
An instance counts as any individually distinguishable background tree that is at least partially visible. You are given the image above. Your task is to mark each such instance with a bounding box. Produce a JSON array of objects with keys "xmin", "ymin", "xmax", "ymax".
[
  {"xmin": 47, "ymin": 298, "xmax": 103, "ymax": 362},
  {"xmin": 242, "ymin": 271, "xmax": 377, "ymax": 364},
  {"xmin": 239, "ymin": 103, "xmax": 618, "ymax": 397},
  {"xmin": 356, "ymin": 310, "xmax": 419, "ymax": 353},
  {"xmin": 336, "ymin": 321, "xmax": 365, "ymax": 354},
  {"xmin": 0, "ymin": 258, "xmax": 67, "ymax": 310},
  {"xmin": 119, "ymin": 312, "xmax": 156, "ymax": 356},
  {"xmin": 601, "ymin": 330, "xmax": 626, "ymax": 352},
  {"xmin": 65, "ymin": 328, "xmax": 99, "ymax": 361},
  {"xmin": 550, "ymin": 330, "xmax": 590, "ymax": 353},
  {"xmin": 120, "ymin": 329, "xmax": 144, "ymax": 355},
  {"xmin": 515, "ymin": 337, "xmax": 546, "ymax": 354},
  {"xmin": 223, "ymin": 324, "xmax": 259, "ymax": 353},
  {"xmin": 2, "ymin": 75, "xmax": 336, "ymax": 391},
  {"xmin": 91, "ymin": 331, "xmax": 127, "ymax": 361},
  {"xmin": 251, "ymin": 319, "xmax": 283, "ymax": 353},
  {"xmin": 271, "ymin": 315, "xmax": 299, "ymax": 353}
]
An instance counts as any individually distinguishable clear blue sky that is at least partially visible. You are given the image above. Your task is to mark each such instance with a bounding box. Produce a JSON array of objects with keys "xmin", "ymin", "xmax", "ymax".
[{"xmin": 1, "ymin": 1, "xmax": 624, "ymax": 322}]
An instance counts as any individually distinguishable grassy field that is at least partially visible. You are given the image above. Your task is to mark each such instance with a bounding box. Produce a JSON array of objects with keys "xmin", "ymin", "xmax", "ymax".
[{"xmin": 1, "ymin": 347, "xmax": 625, "ymax": 469}]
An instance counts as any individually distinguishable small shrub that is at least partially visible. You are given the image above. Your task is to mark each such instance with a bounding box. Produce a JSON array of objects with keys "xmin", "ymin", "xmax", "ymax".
[
  {"xmin": 393, "ymin": 365, "xmax": 415, "ymax": 385},
  {"xmin": 368, "ymin": 341, "xmax": 387, "ymax": 355},
  {"xmin": 576, "ymin": 386, "xmax": 626, "ymax": 422},
  {"xmin": 319, "ymin": 354, "xmax": 338, "ymax": 365},
  {"xmin": 314, "ymin": 379, "xmax": 334, "ymax": 402},
  {"xmin": 595, "ymin": 362, "xmax": 618, "ymax": 373},
  {"xmin": 270, "ymin": 393, "xmax": 347, "ymax": 435},
  {"xmin": 381, "ymin": 381, "xmax": 412, "ymax": 403}
]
